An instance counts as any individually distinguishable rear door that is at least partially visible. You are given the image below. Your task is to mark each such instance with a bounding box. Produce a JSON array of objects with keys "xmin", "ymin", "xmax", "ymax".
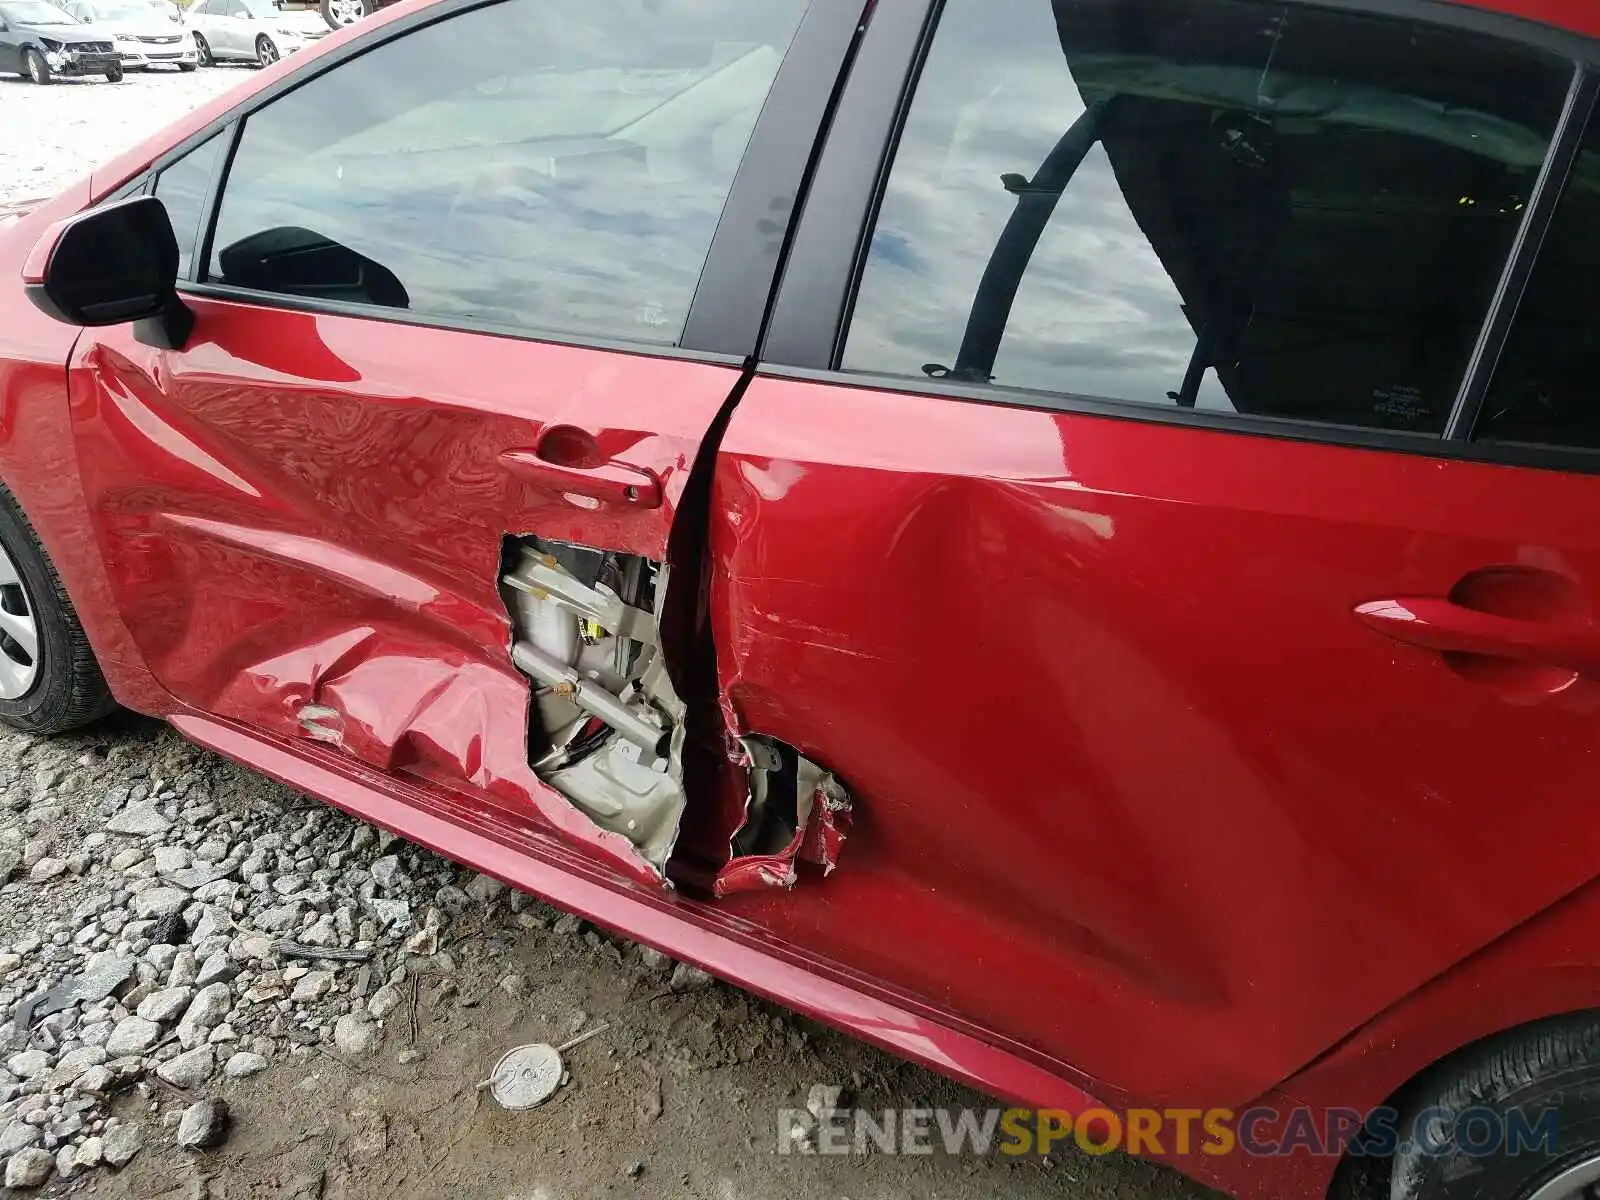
[
  {"xmin": 0, "ymin": 10, "xmax": 18, "ymax": 71},
  {"xmin": 67, "ymin": 0, "xmax": 856, "ymax": 885},
  {"xmin": 710, "ymin": 0, "xmax": 1600, "ymax": 1106}
]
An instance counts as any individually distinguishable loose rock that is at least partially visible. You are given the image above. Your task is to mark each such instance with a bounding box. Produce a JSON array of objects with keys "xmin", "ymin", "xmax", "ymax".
[
  {"xmin": 156, "ymin": 1046, "xmax": 215, "ymax": 1089},
  {"xmin": 5, "ymin": 1145, "xmax": 53, "ymax": 1188},
  {"xmin": 176, "ymin": 1098, "xmax": 230, "ymax": 1150},
  {"xmin": 102, "ymin": 1122, "xmax": 143, "ymax": 1168}
]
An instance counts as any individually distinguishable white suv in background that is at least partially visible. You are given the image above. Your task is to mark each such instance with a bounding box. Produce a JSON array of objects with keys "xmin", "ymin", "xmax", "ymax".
[{"xmin": 186, "ymin": 0, "xmax": 323, "ymax": 67}]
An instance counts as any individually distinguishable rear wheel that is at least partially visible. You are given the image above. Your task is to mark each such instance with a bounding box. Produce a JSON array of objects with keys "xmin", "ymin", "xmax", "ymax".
[
  {"xmin": 254, "ymin": 34, "xmax": 276, "ymax": 66},
  {"xmin": 23, "ymin": 48, "xmax": 51, "ymax": 85},
  {"xmin": 319, "ymin": 0, "xmax": 368, "ymax": 28},
  {"xmin": 192, "ymin": 31, "xmax": 211, "ymax": 65},
  {"xmin": 1391, "ymin": 1015, "xmax": 1600, "ymax": 1200},
  {"xmin": 0, "ymin": 488, "xmax": 113, "ymax": 734}
]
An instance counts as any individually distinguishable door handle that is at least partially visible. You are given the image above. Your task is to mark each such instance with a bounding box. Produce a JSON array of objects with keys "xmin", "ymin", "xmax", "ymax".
[
  {"xmin": 499, "ymin": 446, "xmax": 662, "ymax": 509},
  {"xmin": 1354, "ymin": 597, "xmax": 1600, "ymax": 677}
]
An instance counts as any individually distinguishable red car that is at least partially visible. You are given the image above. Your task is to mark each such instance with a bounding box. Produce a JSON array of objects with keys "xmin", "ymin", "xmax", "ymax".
[{"xmin": 5, "ymin": 0, "xmax": 1600, "ymax": 1195}]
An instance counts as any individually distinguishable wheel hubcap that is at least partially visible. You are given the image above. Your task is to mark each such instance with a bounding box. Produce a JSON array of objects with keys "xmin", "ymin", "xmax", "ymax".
[
  {"xmin": 328, "ymin": 0, "xmax": 362, "ymax": 23},
  {"xmin": 27, "ymin": 56, "xmax": 41, "ymax": 81},
  {"xmin": 0, "ymin": 546, "xmax": 39, "ymax": 700},
  {"xmin": 1524, "ymin": 1156, "xmax": 1600, "ymax": 1200},
  {"xmin": 259, "ymin": 39, "xmax": 276, "ymax": 62}
]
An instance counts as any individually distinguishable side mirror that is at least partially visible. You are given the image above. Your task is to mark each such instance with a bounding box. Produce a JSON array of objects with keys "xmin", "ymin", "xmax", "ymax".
[{"xmin": 23, "ymin": 194, "xmax": 192, "ymax": 348}]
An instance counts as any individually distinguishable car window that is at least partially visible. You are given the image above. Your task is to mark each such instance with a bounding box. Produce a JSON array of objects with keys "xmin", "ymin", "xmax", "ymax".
[
  {"xmin": 154, "ymin": 135, "xmax": 224, "ymax": 280},
  {"xmin": 1475, "ymin": 113, "xmax": 1600, "ymax": 451},
  {"xmin": 840, "ymin": 0, "xmax": 1573, "ymax": 435},
  {"xmin": 205, "ymin": 0, "xmax": 809, "ymax": 345}
]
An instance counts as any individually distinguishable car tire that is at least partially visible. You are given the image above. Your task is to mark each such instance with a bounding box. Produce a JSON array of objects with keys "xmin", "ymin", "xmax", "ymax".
[
  {"xmin": 104, "ymin": 64, "xmax": 122, "ymax": 81},
  {"xmin": 1390, "ymin": 1014, "xmax": 1600, "ymax": 1200},
  {"xmin": 0, "ymin": 487, "xmax": 114, "ymax": 736},
  {"xmin": 23, "ymin": 48, "xmax": 51, "ymax": 84},
  {"xmin": 319, "ymin": 0, "xmax": 369, "ymax": 28},
  {"xmin": 192, "ymin": 32, "xmax": 211, "ymax": 65},
  {"xmin": 254, "ymin": 34, "xmax": 276, "ymax": 66},
  {"xmin": 178, "ymin": 60, "xmax": 196, "ymax": 70}
]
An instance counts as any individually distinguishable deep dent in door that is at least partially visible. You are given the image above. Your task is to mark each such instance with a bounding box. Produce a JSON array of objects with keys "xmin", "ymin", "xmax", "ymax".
[
  {"xmin": 69, "ymin": 312, "xmax": 853, "ymax": 894},
  {"xmin": 497, "ymin": 532, "xmax": 852, "ymax": 894}
]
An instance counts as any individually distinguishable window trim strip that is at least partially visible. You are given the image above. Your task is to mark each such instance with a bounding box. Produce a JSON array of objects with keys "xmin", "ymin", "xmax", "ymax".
[{"xmin": 1445, "ymin": 68, "xmax": 1599, "ymax": 440}]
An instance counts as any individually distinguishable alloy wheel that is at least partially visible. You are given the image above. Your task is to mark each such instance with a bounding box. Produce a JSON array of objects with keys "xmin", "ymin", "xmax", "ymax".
[
  {"xmin": 326, "ymin": 0, "xmax": 363, "ymax": 24},
  {"xmin": 25, "ymin": 52, "xmax": 43, "ymax": 84},
  {"xmin": 256, "ymin": 36, "xmax": 277, "ymax": 65},
  {"xmin": 0, "ymin": 543, "xmax": 40, "ymax": 700}
]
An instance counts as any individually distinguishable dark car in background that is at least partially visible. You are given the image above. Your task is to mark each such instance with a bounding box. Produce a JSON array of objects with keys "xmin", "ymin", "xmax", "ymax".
[{"xmin": 0, "ymin": 0, "xmax": 120, "ymax": 79}]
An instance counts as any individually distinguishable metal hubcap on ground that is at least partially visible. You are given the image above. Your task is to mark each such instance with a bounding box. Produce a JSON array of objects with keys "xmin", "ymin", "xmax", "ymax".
[
  {"xmin": 1524, "ymin": 1156, "xmax": 1600, "ymax": 1200},
  {"xmin": 258, "ymin": 38, "xmax": 276, "ymax": 64},
  {"xmin": 0, "ymin": 546, "xmax": 39, "ymax": 700},
  {"xmin": 327, "ymin": 0, "xmax": 363, "ymax": 23}
]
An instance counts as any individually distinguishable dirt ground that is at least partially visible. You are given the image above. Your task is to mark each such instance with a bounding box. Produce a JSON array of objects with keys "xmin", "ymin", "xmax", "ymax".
[{"xmin": 0, "ymin": 714, "xmax": 1222, "ymax": 1200}]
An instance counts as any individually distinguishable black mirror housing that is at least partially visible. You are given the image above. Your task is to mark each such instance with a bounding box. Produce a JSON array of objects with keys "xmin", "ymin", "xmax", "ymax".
[{"xmin": 24, "ymin": 195, "xmax": 191, "ymax": 347}]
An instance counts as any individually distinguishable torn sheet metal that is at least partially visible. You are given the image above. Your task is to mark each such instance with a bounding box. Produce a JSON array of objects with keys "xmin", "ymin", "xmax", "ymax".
[
  {"xmin": 713, "ymin": 736, "xmax": 852, "ymax": 897},
  {"xmin": 503, "ymin": 538, "xmax": 687, "ymax": 874}
]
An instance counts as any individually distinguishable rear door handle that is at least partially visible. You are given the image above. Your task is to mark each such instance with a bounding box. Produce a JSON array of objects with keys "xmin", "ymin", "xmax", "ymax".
[
  {"xmin": 500, "ymin": 430, "xmax": 662, "ymax": 509},
  {"xmin": 1354, "ymin": 597, "xmax": 1600, "ymax": 676}
]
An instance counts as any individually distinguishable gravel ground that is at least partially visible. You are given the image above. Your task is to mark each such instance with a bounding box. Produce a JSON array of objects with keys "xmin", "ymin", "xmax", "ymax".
[{"xmin": 0, "ymin": 69, "xmax": 1223, "ymax": 1200}]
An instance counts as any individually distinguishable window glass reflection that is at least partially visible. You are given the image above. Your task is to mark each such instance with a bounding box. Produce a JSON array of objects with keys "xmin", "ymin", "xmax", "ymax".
[
  {"xmin": 843, "ymin": 0, "xmax": 1572, "ymax": 434},
  {"xmin": 208, "ymin": 0, "xmax": 809, "ymax": 343}
]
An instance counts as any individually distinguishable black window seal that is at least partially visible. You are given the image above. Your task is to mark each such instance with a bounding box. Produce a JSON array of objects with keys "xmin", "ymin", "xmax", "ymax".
[
  {"xmin": 147, "ymin": 124, "xmax": 232, "ymax": 283},
  {"xmin": 1449, "ymin": 70, "xmax": 1600, "ymax": 440},
  {"xmin": 109, "ymin": 0, "xmax": 843, "ymax": 363},
  {"xmin": 679, "ymin": 0, "xmax": 873, "ymax": 357},
  {"xmin": 759, "ymin": 0, "xmax": 1600, "ymax": 473},
  {"xmin": 174, "ymin": 280, "xmax": 747, "ymax": 367},
  {"xmin": 758, "ymin": 360, "xmax": 1600, "ymax": 475},
  {"xmin": 192, "ymin": 118, "xmax": 241, "ymax": 286},
  {"xmin": 761, "ymin": 0, "xmax": 938, "ymax": 368}
]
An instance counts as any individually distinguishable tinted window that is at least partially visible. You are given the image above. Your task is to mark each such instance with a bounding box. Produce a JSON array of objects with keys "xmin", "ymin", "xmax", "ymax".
[
  {"xmin": 842, "ymin": 0, "xmax": 1571, "ymax": 434},
  {"xmin": 207, "ymin": 0, "xmax": 808, "ymax": 344},
  {"xmin": 1477, "ymin": 113, "xmax": 1600, "ymax": 450},
  {"xmin": 153, "ymin": 136, "xmax": 222, "ymax": 281}
]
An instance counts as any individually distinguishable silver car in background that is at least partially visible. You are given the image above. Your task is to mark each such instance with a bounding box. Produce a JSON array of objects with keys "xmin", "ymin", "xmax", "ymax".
[
  {"xmin": 186, "ymin": 0, "xmax": 323, "ymax": 68},
  {"xmin": 57, "ymin": 0, "xmax": 193, "ymax": 68}
]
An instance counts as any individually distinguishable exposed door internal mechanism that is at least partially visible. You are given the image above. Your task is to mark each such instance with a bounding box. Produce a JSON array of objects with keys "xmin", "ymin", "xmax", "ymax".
[
  {"xmin": 503, "ymin": 534, "xmax": 853, "ymax": 890},
  {"xmin": 502, "ymin": 538, "xmax": 687, "ymax": 873}
]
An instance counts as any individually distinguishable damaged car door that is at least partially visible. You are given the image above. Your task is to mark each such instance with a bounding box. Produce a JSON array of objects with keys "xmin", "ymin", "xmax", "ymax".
[
  {"xmin": 63, "ymin": 0, "xmax": 827, "ymax": 887},
  {"xmin": 721, "ymin": 0, "xmax": 1600, "ymax": 1108}
]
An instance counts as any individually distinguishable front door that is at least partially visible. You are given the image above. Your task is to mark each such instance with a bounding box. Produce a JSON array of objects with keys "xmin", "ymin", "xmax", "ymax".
[
  {"xmin": 67, "ymin": 0, "xmax": 817, "ymax": 884},
  {"xmin": 711, "ymin": 0, "xmax": 1600, "ymax": 1108}
]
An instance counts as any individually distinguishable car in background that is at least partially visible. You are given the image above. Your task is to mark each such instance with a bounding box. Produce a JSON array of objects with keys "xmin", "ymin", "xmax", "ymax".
[
  {"xmin": 186, "ymin": 0, "xmax": 321, "ymax": 66},
  {"xmin": 0, "ymin": 0, "xmax": 119, "ymax": 81},
  {"xmin": 56, "ymin": 0, "xmax": 193, "ymax": 68}
]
